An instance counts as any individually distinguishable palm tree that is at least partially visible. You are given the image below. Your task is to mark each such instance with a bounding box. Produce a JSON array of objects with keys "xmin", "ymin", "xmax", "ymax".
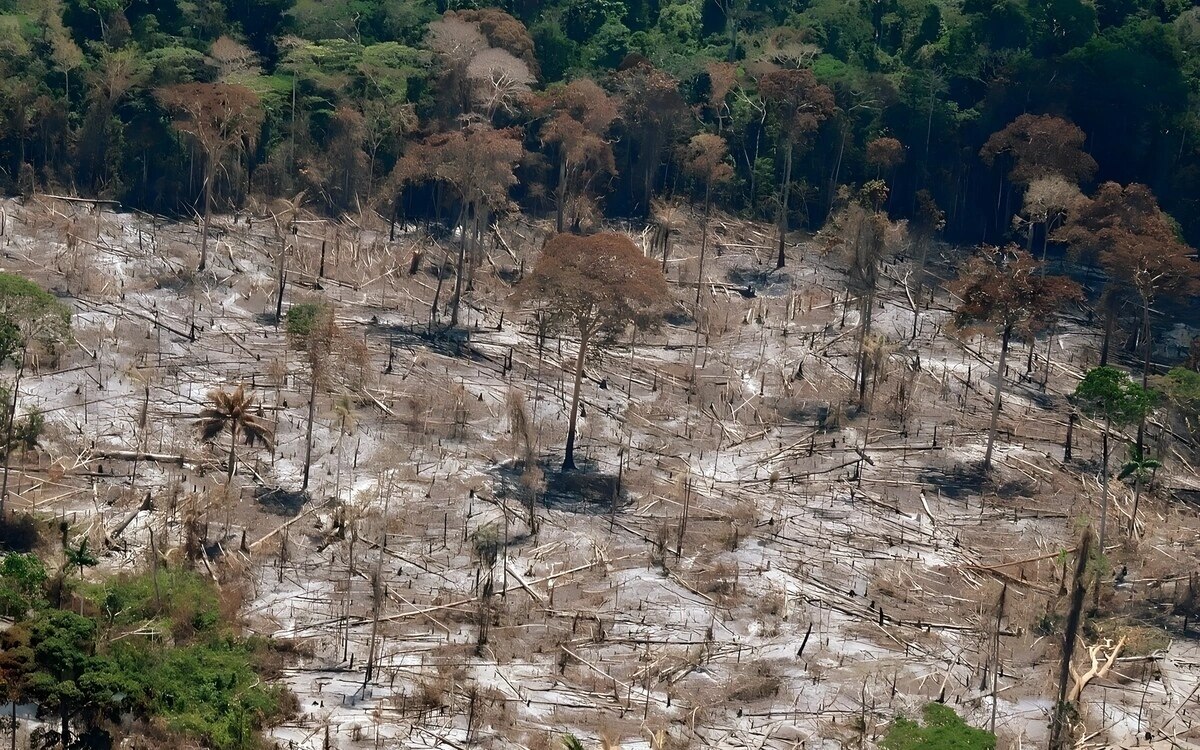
[
  {"xmin": 197, "ymin": 385, "xmax": 273, "ymax": 486},
  {"xmin": 1119, "ymin": 444, "xmax": 1162, "ymax": 536},
  {"xmin": 64, "ymin": 538, "xmax": 98, "ymax": 578}
]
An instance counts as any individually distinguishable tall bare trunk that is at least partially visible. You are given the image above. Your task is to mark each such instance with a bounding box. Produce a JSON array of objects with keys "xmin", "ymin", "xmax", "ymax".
[
  {"xmin": 556, "ymin": 156, "xmax": 568, "ymax": 234},
  {"xmin": 1129, "ymin": 474, "xmax": 1143, "ymax": 537},
  {"xmin": 983, "ymin": 327, "xmax": 1011, "ymax": 471},
  {"xmin": 776, "ymin": 139, "xmax": 794, "ymax": 269},
  {"xmin": 302, "ymin": 373, "xmax": 317, "ymax": 492},
  {"xmin": 1136, "ymin": 297, "xmax": 1151, "ymax": 455},
  {"xmin": 199, "ymin": 161, "xmax": 213, "ymax": 272},
  {"xmin": 1099, "ymin": 291, "xmax": 1116, "ymax": 366},
  {"xmin": 0, "ymin": 356, "xmax": 25, "ymax": 514},
  {"xmin": 563, "ymin": 331, "xmax": 590, "ymax": 471},
  {"xmin": 226, "ymin": 424, "xmax": 238, "ymax": 486},
  {"xmin": 450, "ymin": 203, "xmax": 471, "ymax": 328},
  {"xmin": 1098, "ymin": 417, "xmax": 1111, "ymax": 554}
]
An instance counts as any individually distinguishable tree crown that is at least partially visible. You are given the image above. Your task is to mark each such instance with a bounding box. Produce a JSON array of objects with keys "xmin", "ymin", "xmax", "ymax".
[
  {"xmin": 1073, "ymin": 365, "xmax": 1158, "ymax": 425},
  {"xmin": 950, "ymin": 246, "xmax": 1082, "ymax": 337},
  {"xmin": 515, "ymin": 232, "xmax": 669, "ymax": 343}
]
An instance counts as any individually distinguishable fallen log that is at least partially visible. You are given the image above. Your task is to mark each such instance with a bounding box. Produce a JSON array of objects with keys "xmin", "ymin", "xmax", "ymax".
[
  {"xmin": 90, "ymin": 449, "xmax": 191, "ymax": 465},
  {"xmin": 106, "ymin": 492, "xmax": 153, "ymax": 544}
]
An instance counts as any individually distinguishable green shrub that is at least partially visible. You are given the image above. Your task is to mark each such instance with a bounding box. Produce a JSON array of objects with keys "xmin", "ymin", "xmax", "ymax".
[
  {"xmin": 0, "ymin": 551, "xmax": 46, "ymax": 615},
  {"xmin": 882, "ymin": 704, "xmax": 996, "ymax": 750}
]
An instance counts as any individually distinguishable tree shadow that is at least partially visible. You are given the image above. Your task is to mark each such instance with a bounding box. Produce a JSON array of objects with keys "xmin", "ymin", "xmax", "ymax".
[
  {"xmin": 919, "ymin": 463, "xmax": 989, "ymax": 500},
  {"xmin": 366, "ymin": 321, "xmax": 498, "ymax": 364}
]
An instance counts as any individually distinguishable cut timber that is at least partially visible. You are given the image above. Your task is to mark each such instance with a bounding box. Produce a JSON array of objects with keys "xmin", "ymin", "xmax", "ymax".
[{"xmin": 39, "ymin": 194, "xmax": 122, "ymax": 205}]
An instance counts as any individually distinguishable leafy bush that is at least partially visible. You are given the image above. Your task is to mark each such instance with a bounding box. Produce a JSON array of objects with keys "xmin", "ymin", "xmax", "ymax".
[
  {"xmin": 882, "ymin": 704, "xmax": 996, "ymax": 750},
  {"xmin": 92, "ymin": 569, "xmax": 222, "ymax": 638},
  {"xmin": 5, "ymin": 568, "xmax": 291, "ymax": 750},
  {"xmin": 0, "ymin": 552, "xmax": 46, "ymax": 615}
]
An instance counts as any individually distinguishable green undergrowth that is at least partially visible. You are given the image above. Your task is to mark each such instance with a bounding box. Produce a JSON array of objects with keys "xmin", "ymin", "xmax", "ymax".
[{"xmin": 0, "ymin": 556, "xmax": 293, "ymax": 750}]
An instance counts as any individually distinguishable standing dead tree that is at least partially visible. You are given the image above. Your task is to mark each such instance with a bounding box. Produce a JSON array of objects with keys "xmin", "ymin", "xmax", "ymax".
[
  {"xmin": 759, "ymin": 67, "xmax": 835, "ymax": 269},
  {"xmin": 156, "ymin": 83, "xmax": 263, "ymax": 272},
  {"xmin": 393, "ymin": 125, "xmax": 523, "ymax": 328},
  {"xmin": 537, "ymin": 78, "xmax": 618, "ymax": 234}
]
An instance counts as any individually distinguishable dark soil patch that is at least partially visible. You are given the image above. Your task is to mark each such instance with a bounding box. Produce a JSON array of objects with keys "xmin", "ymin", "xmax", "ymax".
[
  {"xmin": 254, "ymin": 486, "xmax": 310, "ymax": 516},
  {"xmin": 725, "ymin": 266, "xmax": 793, "ymax": 297},
  {"xmin": 663, "ymin": 307, "xmax": 694, "ymax": 327}
]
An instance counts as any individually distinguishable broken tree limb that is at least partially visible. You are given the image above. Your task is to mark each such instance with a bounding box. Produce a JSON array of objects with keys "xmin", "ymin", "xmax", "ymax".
[{"xmin": 1067, "ymin": 636, "xmax": 1127, "ymax": 702}]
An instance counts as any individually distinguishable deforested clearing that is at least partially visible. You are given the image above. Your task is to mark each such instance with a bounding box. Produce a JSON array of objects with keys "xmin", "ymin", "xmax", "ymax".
[{"xmin": 0, "ymin": 193, "xmax": 1196, "ymax": 750}]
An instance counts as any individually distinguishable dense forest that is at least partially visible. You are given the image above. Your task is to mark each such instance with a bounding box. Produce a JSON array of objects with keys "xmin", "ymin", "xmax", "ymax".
[{"xmin": 0, "ymin": 0, "xmax": 1198, "ymax": 247}]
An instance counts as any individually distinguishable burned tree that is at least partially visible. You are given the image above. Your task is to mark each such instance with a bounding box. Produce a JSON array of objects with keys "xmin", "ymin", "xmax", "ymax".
[
  {"xmin": 679, "ymin": 133, "xmax": 734, "ymax": 306},
  {"xmin": 157, "ymin": 83, "xmax": 263, "ymax": 272},
  {"xmin": 537, "ymin": 78, "xmax": 618, "ymax": 234},
  {"xmin": 516, "ymin": 233, "xmax": 667, "ymax": 470},
  {"xmin": 394, "ymin": 125, "xmax": 523, "ymax": 328},
  {"xmin": 951, "ymin": 247, "xmax": 1081, "ymax": 471},
  {"xmin": 759, "ymin": 68, "xmax": 835, "ymax": 269},
  {"xmin": 1057, "ymin": 182, "xmax": 1198, "ymax": 382}
]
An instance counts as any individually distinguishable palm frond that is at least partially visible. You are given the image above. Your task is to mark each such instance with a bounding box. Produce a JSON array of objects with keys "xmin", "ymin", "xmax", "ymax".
[
  {"xmin": 198, "ymin": 418, "xmax": 227, "ymax": 442},
  {"xmin": 562, "ymin": 735, "xmax": 586, "ymax": 750}
]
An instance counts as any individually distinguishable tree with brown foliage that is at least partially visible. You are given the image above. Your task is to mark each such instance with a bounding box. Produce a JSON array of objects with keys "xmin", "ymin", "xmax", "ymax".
[
  {"xmin": 157, "ymin": 83, "xmax": 263, "ymax": 272},
  {"xmin": 395, "ymin": 125, "xmax": 523, "ymax": 327},
  {"xmin": 865, "ymin": 136, "xmax": 905, "ymax": 178},
  {"xmin": 611, "ymin": 62, "xmax": 690, "ymax": 215},
  {"xmin": 537, "ymin": 79, "xmax": 618, "ymax": 233},
  {"xmin": 705, "ymin": 61, "xmax": 738, "ymax": 134},
  {"xmin": 759, "ymin": 68, "xmax": 836, "ymax": 268},
  {"xmin": 427, "ymin": 10, "xmax": 536, "ymax": 123},
  {"xmin": 951, "ymin": 247, "xmax": 1082, "ymax": 470},
  {"xmin": 1019, "ymin": 174, "xmax": 1082, "ymax": 258},
  {"xmin": 516, "ymin": 233, "xmax": 668, "ymax": 470},
  {"xmin": 1057, "ymin": 182, "xmax": 1199, "ymax": 382},
  {"xmin": 980, "ymin": 114, "xmax": 1098, "ymax": 186},
  {"xmin": 448, "ymin": 8, "xmax": 539, "ymax": 74},
  {"xmin": 679, "ymin": 133, "xmax": 734, "ymax": 306}
]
